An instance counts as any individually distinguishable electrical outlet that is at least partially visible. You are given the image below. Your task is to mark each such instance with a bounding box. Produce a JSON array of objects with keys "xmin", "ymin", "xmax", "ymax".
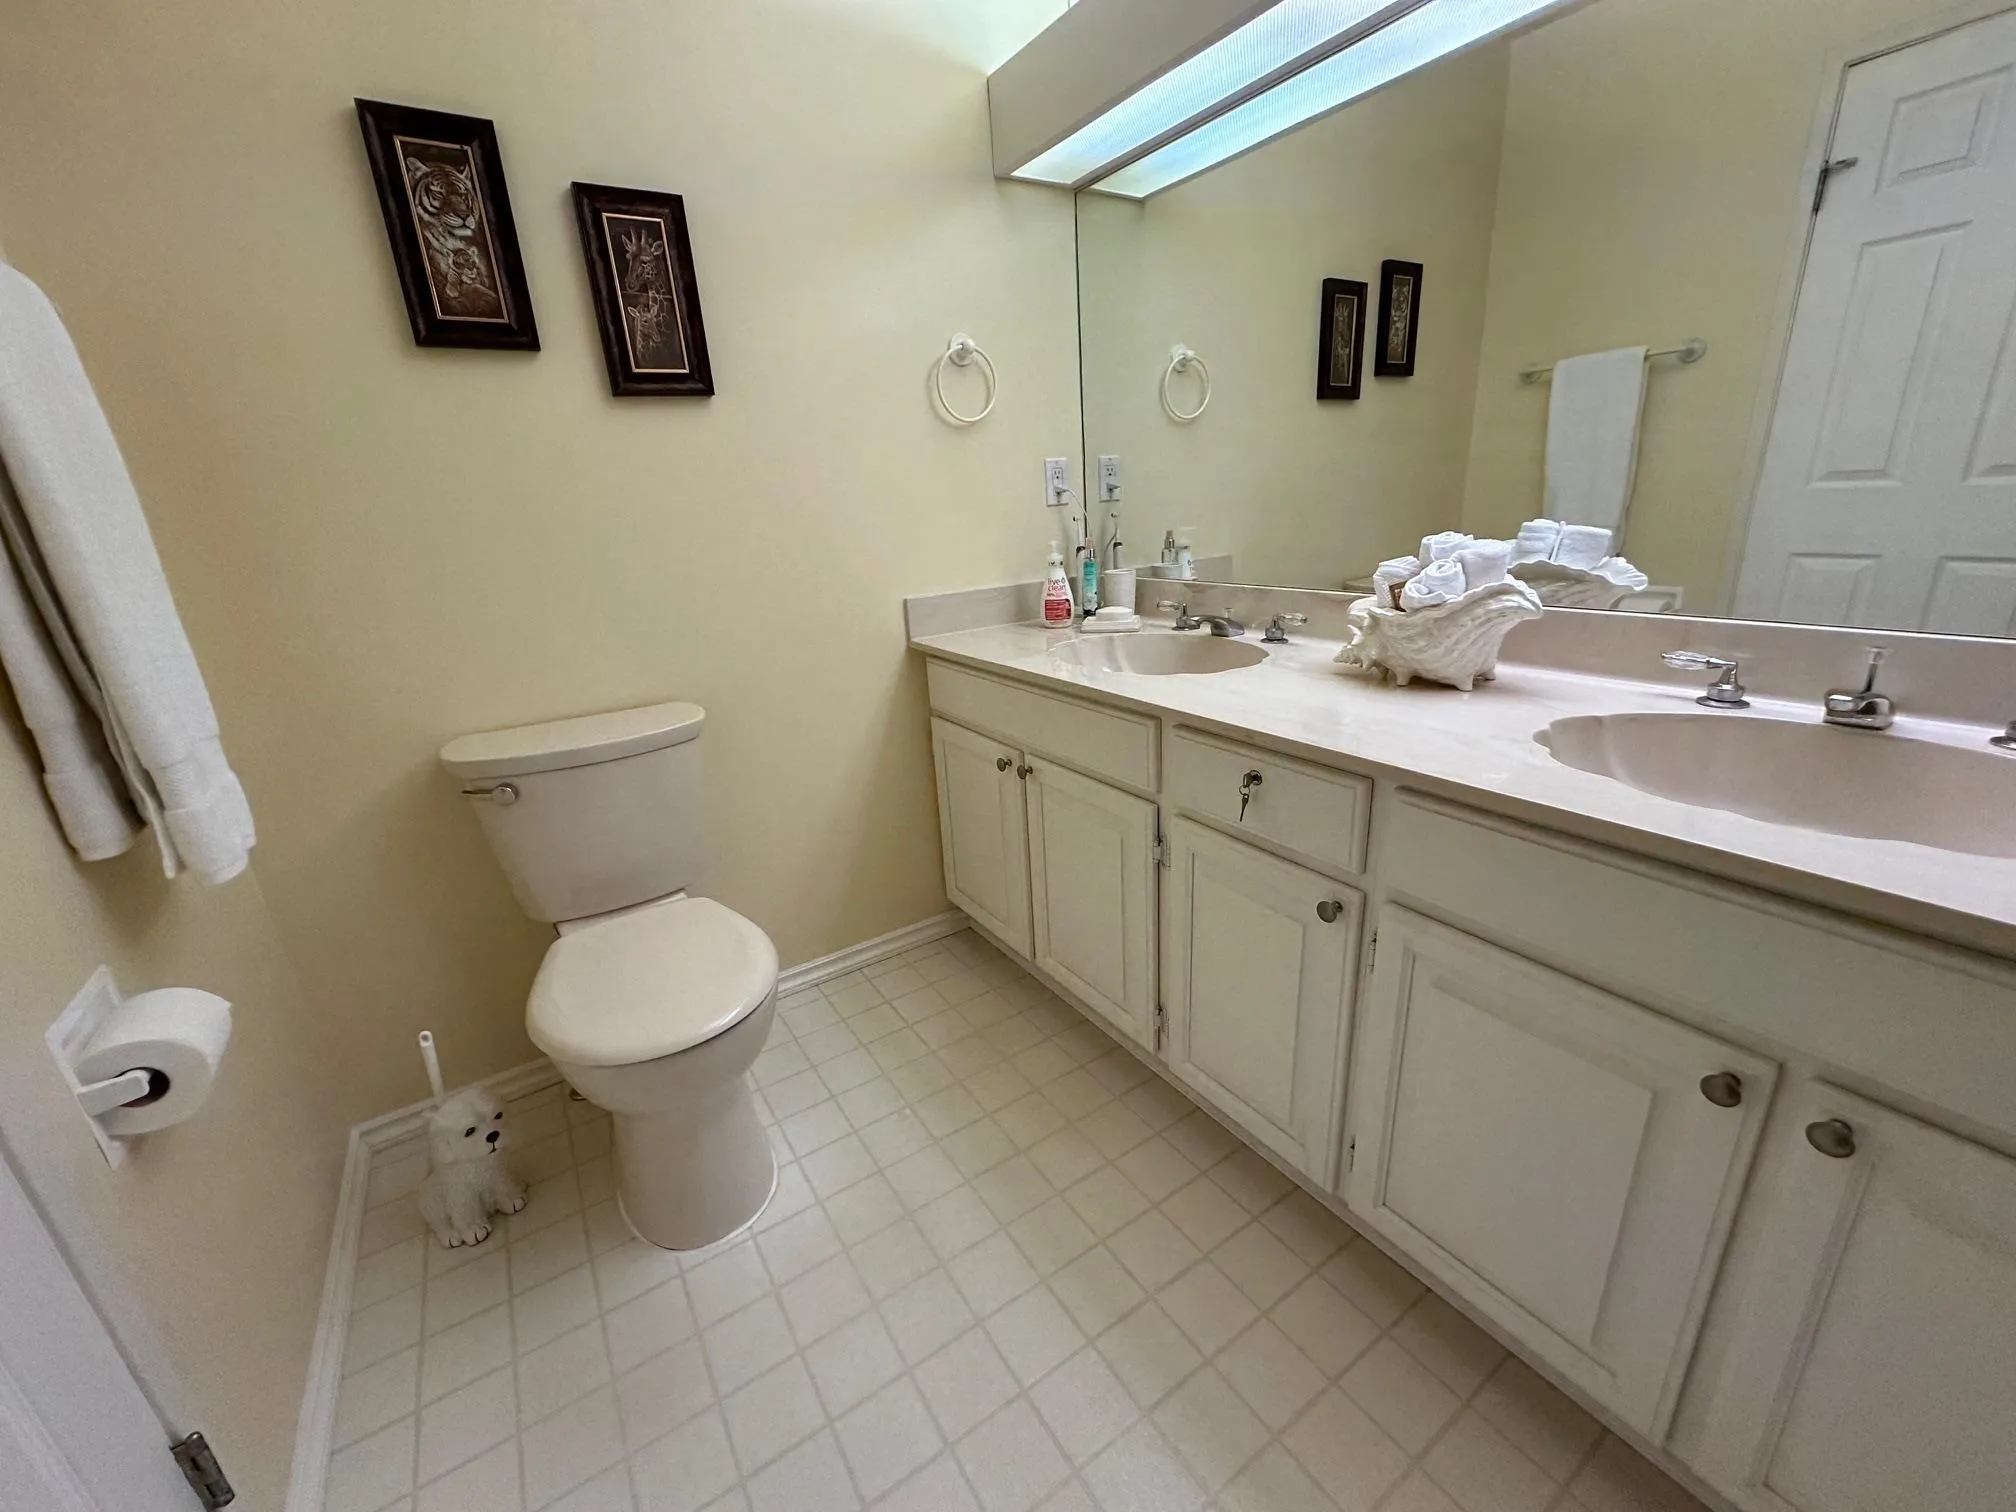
[
  {"xmin": 1097, "ymin": 455, "xmax": 1123, "ymax": 503},
  {"xmin": 1044, "ymin": 456, "xmax": 1072, "ymax": 506}
]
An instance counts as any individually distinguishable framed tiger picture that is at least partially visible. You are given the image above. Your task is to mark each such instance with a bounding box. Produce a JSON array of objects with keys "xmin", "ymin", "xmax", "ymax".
[
  {"xmin": 570, "ymin": 182, "xmax": 715, "ymax": 397},
  {"xmin": 354, "ymin": 99, "xmax": 540, "ymax": 350}
]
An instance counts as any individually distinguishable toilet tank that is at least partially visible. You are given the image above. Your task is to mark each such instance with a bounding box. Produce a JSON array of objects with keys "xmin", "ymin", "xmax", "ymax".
[{"xmin": 440, "ymin": 701, "xmax": 707, "ymax": 923}]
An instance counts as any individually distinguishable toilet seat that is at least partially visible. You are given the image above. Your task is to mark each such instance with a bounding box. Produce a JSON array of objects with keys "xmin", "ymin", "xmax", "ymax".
[{"xmin": 528, "ymin": 896, "xmax": 779, "ymax": 1068}]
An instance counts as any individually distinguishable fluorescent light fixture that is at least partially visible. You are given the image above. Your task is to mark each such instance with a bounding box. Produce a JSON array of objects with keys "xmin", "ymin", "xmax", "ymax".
[
  {"xmin": 1094, "ymin": 0, "xmax": 1574, "ymax": 198},
  {"xmin": 1012, "ymin": 0, "xmax": 1412, "ymax": 187}
]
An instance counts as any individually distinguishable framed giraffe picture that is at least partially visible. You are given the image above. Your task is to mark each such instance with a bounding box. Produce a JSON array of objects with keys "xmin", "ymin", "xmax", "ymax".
[
  {"xmin": 354, "ymin": 99, "xmax": 539, "ymax": 350},
  {"xmin": 571, "ymin": 182, "xmax": 715, "ymax": 397}
]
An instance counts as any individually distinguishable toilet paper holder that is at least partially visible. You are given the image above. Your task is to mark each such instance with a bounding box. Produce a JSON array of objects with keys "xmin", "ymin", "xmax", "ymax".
[{"xmin": 46, "ymin": 967, "xmax": 232, "ymax": 1168}]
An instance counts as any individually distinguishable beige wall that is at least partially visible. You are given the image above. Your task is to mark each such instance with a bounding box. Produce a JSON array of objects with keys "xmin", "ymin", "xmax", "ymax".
[
  {"xmin": 1077, "ymin": 44, "xmax": 1509, "ymax": 589},
  {"xmin": 0, "ymin": 705, "xmax": 342, "ymax": 1504},
  {"xmin": 0, "ymin": 0, "xmax": 1079, "ymax": 1130},
  {"xmin": 1459, "ymin": 0, "xmax": 1961, "ymax": 608}
]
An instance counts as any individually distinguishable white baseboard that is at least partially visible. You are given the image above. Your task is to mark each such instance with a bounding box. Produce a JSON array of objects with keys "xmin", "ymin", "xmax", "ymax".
[{"xmin": 284, "ymin": 910, "xmax": 964, "ymax": 1512}]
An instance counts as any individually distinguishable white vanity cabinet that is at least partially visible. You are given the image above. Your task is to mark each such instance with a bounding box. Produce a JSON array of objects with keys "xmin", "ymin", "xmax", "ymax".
[
  {"xmin": 1025, "ymin": 758, "xmax": 1159, "ymax": 1049},
  {"xmin": 1689, "ymin": 1082, "xmax": 2016, "ymax": 1512},
  {"xmin": 1162, "ymin": 817, "xmax": 1360, "ymax": 1185},
  {"xmin": 1347, "ymin": 907, "xmax": 1776, "ymax": 1438},
  {"xmin": 929, "ymin": 716, "xmax": 1032, "ymax": 956}
]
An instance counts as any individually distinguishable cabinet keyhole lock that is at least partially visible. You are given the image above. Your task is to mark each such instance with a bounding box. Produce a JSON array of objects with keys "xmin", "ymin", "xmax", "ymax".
[{"xmin": 1238, "ymin": 769, "xmax": 1264, "ymax": 821}]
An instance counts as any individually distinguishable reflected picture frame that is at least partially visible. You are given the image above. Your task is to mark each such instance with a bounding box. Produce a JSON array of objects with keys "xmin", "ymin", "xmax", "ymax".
[
  {"xmin": 571, "ymin": 182, "xmax": 715, "ymax": 397},
  {"xmin": 1374, "ymin": 259, "xmax": 1424, "ymax": 378},
  {"xmin": 354, "ymin": 99, "xmax": 539, "ymax": 351},
  {"xmin": 1316, "ymin": 277, "xmax": 1369, "ymax": 400}
]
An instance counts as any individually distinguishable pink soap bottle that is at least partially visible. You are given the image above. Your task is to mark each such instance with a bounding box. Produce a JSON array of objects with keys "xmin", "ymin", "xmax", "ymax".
[{"xmin": 1042, "ymin": 542, "xmax": 1074, "ymax": 626}]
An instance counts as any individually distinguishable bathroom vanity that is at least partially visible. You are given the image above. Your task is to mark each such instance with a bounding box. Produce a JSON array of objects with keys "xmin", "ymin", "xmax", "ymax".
[{"xmin": 909, "ymin": 609, "xmax": 2016, "ymax": 1512}]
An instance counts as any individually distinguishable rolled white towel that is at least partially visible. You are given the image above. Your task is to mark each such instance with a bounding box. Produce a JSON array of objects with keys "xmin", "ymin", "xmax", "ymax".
[
  {"xmin": 1553, "ymin": 524, "xmax": 1613, "ymax": 569},
  {"xmin": 1401, "ymin": 558, "xmax": 1465, "ymax": 611},
  {"xmin": 1455, "ymin": 539, "xmax": 1511, "ymax": 589},
  {"xmin": 1372, "ymin": 554, "xmax": 1421, "ymax": 609},
  {"xmin": 1513, "ymin": 519, "xmax": 1561, "ymax": 564},
  {"xmin": 1419, "ymin": 530, "xmax": 1472, "ymax": 563}
]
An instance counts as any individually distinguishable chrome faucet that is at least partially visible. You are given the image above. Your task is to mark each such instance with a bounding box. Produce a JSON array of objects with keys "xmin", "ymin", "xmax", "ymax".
[
  {"xmin": 1262, "ymin": 613, "xmax": 1308, "ymax": 644},
  {"xmin": 1155, "ymin": 599, "xmax": 1203, "ymax": 631},
  {"xmin": 1197, "ymin": 609, "xmax": 1247, "ymax": 638},
  {"xmin": 1662, "ymin": 650, "xmax": 1749, "ymax": 709},
  {"xmin": 1823, "ymin": 647, "xmax": 1895, "ymax": 731}
]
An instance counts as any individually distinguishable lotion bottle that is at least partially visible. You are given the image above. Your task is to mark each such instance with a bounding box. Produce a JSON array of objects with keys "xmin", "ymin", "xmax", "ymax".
[{"xmin": 1042, "ymin": 543, "xmax": 1074, "ymax": 626}]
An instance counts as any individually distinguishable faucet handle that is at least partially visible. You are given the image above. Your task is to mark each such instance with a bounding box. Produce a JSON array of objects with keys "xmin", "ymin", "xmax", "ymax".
[
  {"xmin": 1824, "ymin": 646, "xmax": 1895, "ymax": 731},
  {"xmin": 1662, "ymin": 649, "xmax": 1749, "ymax": 709},
  {"xmin": 1262, "ymin": 613, "xmax": 1307, "ymax": 644}
]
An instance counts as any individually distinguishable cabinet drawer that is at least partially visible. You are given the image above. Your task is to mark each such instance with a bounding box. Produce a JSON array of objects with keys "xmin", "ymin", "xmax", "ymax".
[
  {"xmin": 1165, "ymin": 726, "xmax": 1370, "ymax": 875},
  {"xmin": 927, "ymin": 660, "xmax": 1157, "ymax": 792}
]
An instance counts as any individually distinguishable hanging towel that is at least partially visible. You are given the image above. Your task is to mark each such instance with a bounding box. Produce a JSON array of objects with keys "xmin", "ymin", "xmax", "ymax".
[
  {"xmin": 0, "ymin": 265, "xmax": 254, "ymax": 882},
  {"xmin": 1544, "ymin": 346, "xmax": 1647, "ymax": 537}
]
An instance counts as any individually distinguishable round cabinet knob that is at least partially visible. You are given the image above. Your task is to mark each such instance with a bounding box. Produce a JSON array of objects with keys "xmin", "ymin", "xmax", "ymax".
[
  {"xmin": 995, "ymin": 756, "xmax": 1013, "ymax": 772},
  {"xmin": 1316, "ymin": 899, "xmax": 1344, "ymax": 924},
  {"xmin": 1016, "ymin": 764, "xmax": 1033, "ymax": 780},
  {"xmin": 1699, "ymin": 1072, "xmax": 1743, "ymax": 1108},
  {"xmin": 1805, "ymin": 1118, "xmax": 1857, "ymax": 1159}
]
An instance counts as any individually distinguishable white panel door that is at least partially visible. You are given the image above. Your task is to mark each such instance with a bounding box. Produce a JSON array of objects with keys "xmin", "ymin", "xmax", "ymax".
[
  {"xmin": 930, "ymin": 716, "xmax": 1032, "ymax": 957},
  {"xmin": 1692, "ymin": 1082, "xmax": 2016, "ymax": 1512},
  {"xmin": 1025, "ymin": 758, "xmax": 1158, "ymax": 1049},
  {"xmin": 1736, "ymin": 10, "xmax": 2016, "ymax": 632},
  {"xmin": 1163, "ymin": 819, "xmax": 1359, "ymax": 1186},
  {"xmin": 0, "ymin": 1148, "xmax": 193, "ymax": 1511},
  {"xmin": 1346, "ymin": 908, "xmax": 1776, "ymax": 1437}
]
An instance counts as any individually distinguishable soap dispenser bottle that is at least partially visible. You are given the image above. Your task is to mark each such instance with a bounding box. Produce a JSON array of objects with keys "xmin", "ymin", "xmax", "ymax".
[{"xmin": 1043, "ymin": 542, "xmax": 1074, "ymax": 626}]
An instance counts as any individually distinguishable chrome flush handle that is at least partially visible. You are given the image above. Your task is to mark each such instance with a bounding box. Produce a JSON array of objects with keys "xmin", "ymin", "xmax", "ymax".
[{"xmin": 460, "ymin": 782, "xmax": 519, "ymax": 805}]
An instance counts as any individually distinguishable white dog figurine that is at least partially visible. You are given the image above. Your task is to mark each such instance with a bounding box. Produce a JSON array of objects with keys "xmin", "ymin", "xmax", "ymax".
[{"xmin": 418, "ymin": 1086, "xmax": 528, "ymax": 1248}]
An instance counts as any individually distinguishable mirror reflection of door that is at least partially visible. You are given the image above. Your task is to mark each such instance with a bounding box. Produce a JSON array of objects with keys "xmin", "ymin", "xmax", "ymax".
[{"xmin": 1736, "ymin": 8, "xmax": 2016, "ymax": 634}]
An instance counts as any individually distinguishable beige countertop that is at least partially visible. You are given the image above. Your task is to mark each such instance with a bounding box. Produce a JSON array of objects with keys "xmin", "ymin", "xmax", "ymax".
[{"xmin": 912, "ymin": 618, "xmax": 2016, "ymax": 961}]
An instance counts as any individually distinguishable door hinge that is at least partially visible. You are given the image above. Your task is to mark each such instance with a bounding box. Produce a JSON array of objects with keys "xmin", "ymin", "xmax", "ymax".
[
  {"xmin": 1365, "ymin": 929, "xmax": 1377, "ymax": 974},
  {"xmin": 1811, "ymin": 154, "xmax": 1859, "ymax": 215},
  {"xmin": 1152, "ymin": 831, "xmax": 1170, "ymax": 869},
  {"xmin": 1346, "ymin": 1136, "xmax": 1356, "ymax": 1171},
  {"xmin": 172, "ymin": 1432, "xmax": 236, "ymax": 1509}
]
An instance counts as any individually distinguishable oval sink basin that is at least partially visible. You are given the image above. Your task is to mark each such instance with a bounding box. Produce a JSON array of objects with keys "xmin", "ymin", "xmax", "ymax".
[
  {"xmin": 1538, "ymin": 713, "xmax": 2016, "ymax": 857},
  {"xmin": 1051, "ymin": 632, "xmax": 1267, "ymax": 676}
]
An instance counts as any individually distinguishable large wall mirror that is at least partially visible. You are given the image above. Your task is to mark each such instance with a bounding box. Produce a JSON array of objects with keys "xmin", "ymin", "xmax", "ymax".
[{"xmin": 1076, "ymin": 0, "xmax": 2016, "ymax": 637}]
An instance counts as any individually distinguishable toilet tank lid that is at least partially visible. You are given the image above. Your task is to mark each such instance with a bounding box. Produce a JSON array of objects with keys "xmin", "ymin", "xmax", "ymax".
[{"xmin": 440, "ymin": 701, "xmax": 705, "ymax": 779}]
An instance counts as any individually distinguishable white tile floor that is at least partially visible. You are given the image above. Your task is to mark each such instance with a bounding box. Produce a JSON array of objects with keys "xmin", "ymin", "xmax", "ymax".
[{"xmin": 328, "ymin": 929, "xmax": 1714, "ymax": 1512}]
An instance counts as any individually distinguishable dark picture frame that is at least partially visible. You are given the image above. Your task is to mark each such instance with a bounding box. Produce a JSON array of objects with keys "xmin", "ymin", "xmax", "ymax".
[
  {"xmin": 571, "ymin": 182, "xmax": 715, "ymax": 397},
  {"xmin": 1374, "ymin": 259, "xmax": 1424, "ymax": 378},
  {"xmin": 1316, "ymin": 278, "xmax": 1369, "ymax": 401},
  {"xmin": 354, "ymin": 99, "xmax": 539, "ymax": 350}
]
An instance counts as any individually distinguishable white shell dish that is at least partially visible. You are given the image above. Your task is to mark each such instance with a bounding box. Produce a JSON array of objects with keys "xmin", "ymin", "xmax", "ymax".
[{"xmin": 1335, "ymin": 579, "xmax": 1544, "ymax": 691}]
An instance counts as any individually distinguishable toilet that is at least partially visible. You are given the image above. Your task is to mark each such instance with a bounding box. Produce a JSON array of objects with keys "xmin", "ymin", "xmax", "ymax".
[{"xmin": 439, "ymin": 701, "xmax": 780, "ymax": 1252}]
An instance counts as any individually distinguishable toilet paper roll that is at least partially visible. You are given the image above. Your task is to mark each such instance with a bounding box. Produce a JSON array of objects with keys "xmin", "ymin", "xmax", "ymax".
[{"xmin": 76, "ymin": 987, "xmax": 232, "ymax": 1136}]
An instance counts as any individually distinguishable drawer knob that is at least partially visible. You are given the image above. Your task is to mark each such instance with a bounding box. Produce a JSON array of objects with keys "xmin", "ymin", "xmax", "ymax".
[
  {"xmin": 1316, "ymin": 899, "xmax": 1344, "ymax": 924},
  {"xmin": 1805, "ymin": 1119, "xmax": 1857, "ymax": 1159},
  {"xmin": 1016, "ymin": 764, "xmax": 1033, "ymax": 780},
  {"xmin": 1238, "ymin": 769, "xmax": 1264, "ymax": 821},
  {"xmin": 995, "ymin": 756, "xmax": 1013, "ymax": 772},
  {"xmin": 1699, "ymin": 1072, "xmax": 1743, "ymax": 1108}
]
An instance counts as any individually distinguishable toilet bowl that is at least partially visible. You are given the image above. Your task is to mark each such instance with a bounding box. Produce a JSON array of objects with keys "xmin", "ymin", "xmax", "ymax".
[
  {"xmin": 440, "ymin": 700, "xmax": 784, "ymax": 1252},
  {"xmin": 531, "ymin": 895, "xmax": 780, "ymax": 1250}
]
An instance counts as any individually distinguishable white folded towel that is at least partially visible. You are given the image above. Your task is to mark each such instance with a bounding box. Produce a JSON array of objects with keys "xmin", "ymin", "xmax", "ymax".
[
  {"xmin": 1419, "ymin": 530, "xmax": 1472, "ymax": 563},
  {"xmin": 1373, "ymin": 555, "xmax": 1421, "ymax": 609},
  {"xmin": 1455, "ymin": 540, "xmax": 1511, "ymax": 589},
  {"xmin": 0, "ymin": 264, "xmax": 254, "ymax": 882},
  {"xmin": 1545, "ymin": 346, "xmax": 1647, "ymax": 536},
  {"xmin": 1552, "ymin": 524, "xmax": 1614, "ymax": 571},
  {"xmin": 1512, "ymin": 519, "xmax": 1560, "ymax": 564},
  {"xmin": 1401, "ymin": 558, "xmax": 1465, "ymax": 611}
]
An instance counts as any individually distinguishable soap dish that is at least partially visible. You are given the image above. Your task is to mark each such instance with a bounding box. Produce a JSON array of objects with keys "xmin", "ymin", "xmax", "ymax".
[{"xmin": 1082, "ymin": 610, "xmax": 1142, "ymax": 634}]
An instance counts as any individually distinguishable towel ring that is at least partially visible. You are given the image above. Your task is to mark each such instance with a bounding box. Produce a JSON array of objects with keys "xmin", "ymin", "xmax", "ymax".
[
  {"xmin": 933, "ymin": 333, "xmax": 997, "ymax": 426},
  {"xmin": 1160, "ymin": 345, "xmax": 1211, "ymax": 423}
]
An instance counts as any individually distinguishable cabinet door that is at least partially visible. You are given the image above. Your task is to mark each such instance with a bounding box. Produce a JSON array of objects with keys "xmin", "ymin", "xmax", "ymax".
[
  {"xmin": 1164, "ymin": 818, "xmax": 1359, "ymax": 1186},
  {"xmin": 1691, "ymin": 1082, "xmax": 2016, "ymax": 1512},
  {"xmin": 930, "ymin": 717, "xmax": 1032, "ymax": 957},
  {"xmin": 1025, "ymin": 758, "xmax": 1158, "ymax": 1049},
  {"xmin": 1347, "ymin": 907, "xmax": 1776, "ymax": 1437}
]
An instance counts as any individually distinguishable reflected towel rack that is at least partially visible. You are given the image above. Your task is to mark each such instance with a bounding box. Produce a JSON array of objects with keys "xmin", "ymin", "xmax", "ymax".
[{"xmin": 1519, "ymin": 337, "xmax": 1706, "ymax": 385}]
